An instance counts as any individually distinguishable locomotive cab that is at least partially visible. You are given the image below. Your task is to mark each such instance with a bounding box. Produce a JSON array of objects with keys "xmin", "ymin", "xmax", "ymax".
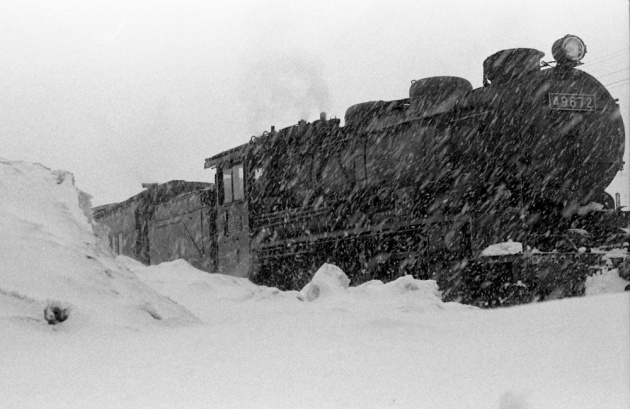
[{"xmin": 205, "ymin": 144, "xmax": 251, "ymax": 277}]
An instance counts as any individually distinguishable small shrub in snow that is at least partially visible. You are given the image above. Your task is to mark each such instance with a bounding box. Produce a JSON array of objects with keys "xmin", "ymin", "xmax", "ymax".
[
  {"xmin": 44, "ymin": 301, "xmax": 69, "ymax": 325},
  {"xmin": 141, "ymin": 303, "xmax": 163, "ymax": 320}
]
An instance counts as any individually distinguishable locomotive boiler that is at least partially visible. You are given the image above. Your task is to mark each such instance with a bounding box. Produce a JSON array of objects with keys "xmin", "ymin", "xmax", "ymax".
[{"xmin": 95, "ymin": 35, "xmax": 629, "ymax": 305}]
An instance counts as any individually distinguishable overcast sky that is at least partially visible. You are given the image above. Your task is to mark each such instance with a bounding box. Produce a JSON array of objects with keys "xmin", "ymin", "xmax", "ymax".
[{"xmin": 2, "ymin": 0, "xmax": 629, "ymax": 206}]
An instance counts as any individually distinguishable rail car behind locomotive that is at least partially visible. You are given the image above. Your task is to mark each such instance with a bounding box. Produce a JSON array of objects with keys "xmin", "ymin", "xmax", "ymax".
[
  {"xmin": 93, "ymin": 181, "xmax": 217, "ymax": 271},
  {"xmin": 95, "ymin": 35, "xmax": 629, "ymax": 305}
]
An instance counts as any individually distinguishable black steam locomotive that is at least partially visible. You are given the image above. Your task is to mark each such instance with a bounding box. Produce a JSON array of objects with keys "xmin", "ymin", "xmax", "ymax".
[{"xmin": 95, "ymin": 35, "xmax": 628, "ymax": 305}]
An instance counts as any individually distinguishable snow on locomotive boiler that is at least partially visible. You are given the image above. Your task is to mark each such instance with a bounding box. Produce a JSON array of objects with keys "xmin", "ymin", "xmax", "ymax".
[{"xmin": 95, "ymin": 36, "xmax": 629, "ymax": 305}]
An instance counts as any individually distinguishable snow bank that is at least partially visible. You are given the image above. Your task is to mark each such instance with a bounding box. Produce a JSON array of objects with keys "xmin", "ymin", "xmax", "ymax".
[
  {"xmin": 292, "ymin": 263, "xmax": 472, "ymax": 314},
  {"xmin": 119, "ymin": 256, "xmax": 296, "ymax": 322},
  {"xmin": 123, "ymin": 257, "xmax": 470, "ymax": 323},
  {"xmin": 13, "ymin": 256, "xmax": 624, "ymax": 409},
  {"xmin": 0, "ymin": 159, "xmax": 197, "ymax": 330},
  {"xmin": 120, "ymin": 256, "xmax": 268, "ymax": 302}
]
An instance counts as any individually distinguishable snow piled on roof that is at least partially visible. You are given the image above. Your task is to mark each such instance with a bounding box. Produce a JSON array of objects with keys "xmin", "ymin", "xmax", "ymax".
[
  {"xmin": 0, "ymin": 159, "xmax": 197, "ymax": 329},
  {"xmin": 1, "ymin": 159, "xmax": 629, "ymax": 409},
  {"xmin": 481, "ymin": 240, "xmax": 523, "ymax": 256}
]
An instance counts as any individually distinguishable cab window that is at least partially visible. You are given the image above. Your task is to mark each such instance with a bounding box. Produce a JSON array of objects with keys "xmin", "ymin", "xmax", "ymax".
[
  {"xmin": 233, "ymin": 164, "xmax": 244, "ymax": 201},
  {"xmin": 223, "ymin": 171, "xmax": 233, "ymax": 204},
  {"xmin": 221, "ymin": 164, "xmax": 245, "ymax": 205}
]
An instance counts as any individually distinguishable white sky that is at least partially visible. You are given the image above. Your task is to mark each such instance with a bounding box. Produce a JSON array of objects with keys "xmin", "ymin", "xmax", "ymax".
[{"xmin": 1, "ymin": 0, "xmax": 629, "ymax": 206}]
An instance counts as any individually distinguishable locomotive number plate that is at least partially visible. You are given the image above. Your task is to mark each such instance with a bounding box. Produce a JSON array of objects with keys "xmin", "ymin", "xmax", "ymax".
[{"xmin": 549, "ymin": 93, "xmax": 596, "ymax": 111}]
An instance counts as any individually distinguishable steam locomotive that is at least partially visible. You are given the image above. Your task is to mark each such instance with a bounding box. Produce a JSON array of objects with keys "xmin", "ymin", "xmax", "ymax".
[{"xmin": 94, "ymin": 35, "xmax": 629, "ymax": 305}]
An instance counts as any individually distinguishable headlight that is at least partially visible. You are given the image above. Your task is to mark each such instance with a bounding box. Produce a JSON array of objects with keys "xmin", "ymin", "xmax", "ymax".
[{"xmin": 552, "ymin": 35, "xmax": 587, "ymax": 64}]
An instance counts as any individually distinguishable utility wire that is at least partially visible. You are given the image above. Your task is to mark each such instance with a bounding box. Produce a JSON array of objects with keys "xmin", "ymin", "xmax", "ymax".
[
  {"xmin": 581, "ymin": 59, "xmax": 629, "ymax": 79},
  {"xmin": 592, "ymin": 47, "xmax": 629, "ymax": 60},
  {"xmin": 582, "ymin": 49, "xmax": 629, "ymax": 69},
  {"xmin": 604, "ymin": 77, "xmax": 630, "ymax": 87},
  {"xmin": 595, "ymin": 67, "xmax": 630, "ymax": 79},
  {"xmin": 583, "ymin": 60, "xmax": 630, "ymax": 76},
  {"xmin": 582, "ymin": 47, "xmax": 629, "ymax": 64},
  {"xmin": 607, "ymin": 81, "xmax": 630, "ymax": 90}
]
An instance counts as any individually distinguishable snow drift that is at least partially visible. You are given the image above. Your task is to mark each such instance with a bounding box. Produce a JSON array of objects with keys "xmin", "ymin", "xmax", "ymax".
[
  {"xmin": 0, "ymin": 159, "xmax": 197, "ymax": 329},
  {"xmin": 120, "ymin": 256, "xmax": 629, "ymax": 409},
  {"xmin": 121, "ymin": 258, "xmax": 473, "ymax": 325}
]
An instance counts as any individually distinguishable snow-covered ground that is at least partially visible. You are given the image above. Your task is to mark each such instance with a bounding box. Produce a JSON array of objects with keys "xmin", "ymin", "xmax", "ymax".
[{"xmin": 1, "ymin": 159, "xmax": 629, "ymax": 409}]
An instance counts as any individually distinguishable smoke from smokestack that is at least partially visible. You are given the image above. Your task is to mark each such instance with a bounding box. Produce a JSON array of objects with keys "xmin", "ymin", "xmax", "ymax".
[{"xmin": 242, "ymin": 50, "xmax": 330, "ymax": 133}]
